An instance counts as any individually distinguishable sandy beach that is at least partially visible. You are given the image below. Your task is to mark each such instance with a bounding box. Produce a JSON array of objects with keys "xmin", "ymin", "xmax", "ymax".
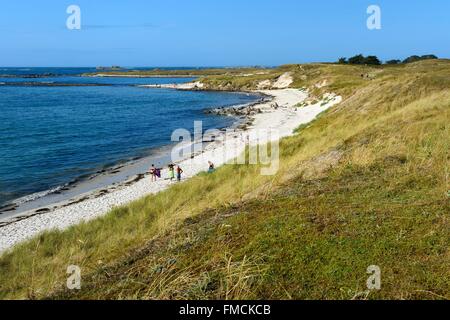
[
  {"xmin": 138, "ymin": 81, "xmax": 205, "ymax": 90},
  {"xmin": 0, "ymin": 88, "xmax": 341, "ymax": 253}
]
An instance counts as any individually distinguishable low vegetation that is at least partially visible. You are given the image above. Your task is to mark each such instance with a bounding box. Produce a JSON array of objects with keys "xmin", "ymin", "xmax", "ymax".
[
  {"xmin": 1, "ymin": 59, "xmax": 449, "ymax": 300},
  {"xmin": 338, "ymin": 54, "xmax": 381, "ymax": 65},
  {"xmin": 338, "ymin": 54, "xmax": 438, "ymax": 66}
]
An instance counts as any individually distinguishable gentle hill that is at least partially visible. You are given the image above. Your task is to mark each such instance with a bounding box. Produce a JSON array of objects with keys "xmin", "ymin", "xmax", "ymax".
[{"xmin": 0, "ymin": 60, "xmax": 449, "ymax": 300}]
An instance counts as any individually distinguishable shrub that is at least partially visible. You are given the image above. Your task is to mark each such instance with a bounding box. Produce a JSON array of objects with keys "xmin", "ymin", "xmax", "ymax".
[
  {"xmin": 345, "ymin": 54, "xmax": 381, "ymax": 65},
  {"xmin": 385, "ymin": 59, "xmax": 401, "ymax": 65},
  {"xmin": 403, "ymin": 54, "xmax": 438, "ymax": 64},
  {"xmin": 364, "ymin": 56, "xmax": 381, "ymax": 65},
  {"xmin": 348, "ymin": 54, "xmax": 366, "ymax": 65}
]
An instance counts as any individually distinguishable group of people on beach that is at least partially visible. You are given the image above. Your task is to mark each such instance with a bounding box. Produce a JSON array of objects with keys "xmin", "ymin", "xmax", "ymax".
[
  {"xmin": 149, "ymin": 161, "xmax": 215, "ymax": 182},
  {"xmin": 149, "ymin": 164, "xmax": 183, "ymax": 182}
]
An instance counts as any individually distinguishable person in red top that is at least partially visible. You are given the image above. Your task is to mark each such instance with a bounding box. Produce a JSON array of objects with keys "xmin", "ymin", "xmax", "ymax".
[{"xmin": 176, "ymin": 165, "xmax": 183, "ymax": 181}]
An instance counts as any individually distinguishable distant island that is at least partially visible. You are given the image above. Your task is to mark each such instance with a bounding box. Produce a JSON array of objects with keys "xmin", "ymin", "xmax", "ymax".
[{"xmin": 95, "ymin": 66, "xmax": 124, "ymax": 71}]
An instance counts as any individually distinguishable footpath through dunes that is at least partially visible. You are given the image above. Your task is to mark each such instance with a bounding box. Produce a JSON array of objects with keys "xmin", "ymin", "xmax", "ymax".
[{"xmin": 0, "ymin": 60, "xmax": 449, "ymax": 300}]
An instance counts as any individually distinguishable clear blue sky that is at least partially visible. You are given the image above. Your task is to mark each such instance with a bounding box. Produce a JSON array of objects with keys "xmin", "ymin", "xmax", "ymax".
[{"xmin": 1, "ymin": 0, "xmax": 449, "ymax": 67}]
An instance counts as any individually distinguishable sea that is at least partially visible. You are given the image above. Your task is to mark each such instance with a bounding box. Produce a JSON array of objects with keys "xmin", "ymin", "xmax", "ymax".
[{"xmin": 0, "ymin": 67, "xmax": 260, "ymax": 215}]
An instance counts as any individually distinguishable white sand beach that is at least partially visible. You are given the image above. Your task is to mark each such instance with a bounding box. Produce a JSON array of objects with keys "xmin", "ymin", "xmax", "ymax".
[
  {"xmin": 138, "ymin": 81, "xmax": 205, "ymax": 90},
  {"xmin": 0, "ymin": 88, "xmax": 341, "ymax": 253}
]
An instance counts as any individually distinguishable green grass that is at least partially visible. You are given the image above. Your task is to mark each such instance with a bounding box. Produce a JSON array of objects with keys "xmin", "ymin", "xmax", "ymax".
[
  {"xmin": 0, "ymin": 60, "xmax": 449, "ymax": 300},
  {"xmin": 52, "ymin": 158, "xmax": 448, "ymax": 300}
]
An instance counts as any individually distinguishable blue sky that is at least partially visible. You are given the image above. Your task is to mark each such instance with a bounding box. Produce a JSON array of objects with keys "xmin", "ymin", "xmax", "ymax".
[{"xmin": 0, "ymin": 0, "xmax": 449, "ymax": 67}]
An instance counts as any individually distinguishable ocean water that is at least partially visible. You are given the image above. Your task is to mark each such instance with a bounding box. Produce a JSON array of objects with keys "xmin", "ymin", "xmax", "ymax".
[{"xmin": 0, "ymin": 68, "xmax": 259, "ymax": 209}]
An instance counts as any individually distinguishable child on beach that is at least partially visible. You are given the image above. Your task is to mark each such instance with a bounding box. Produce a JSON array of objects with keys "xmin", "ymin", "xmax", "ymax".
[
  {"xmin": 176, "ymin": 165, "xmax": 183, "ymax": 181},
  {"xmin": 168, "ymin": 164, "xmax": 175, "ymax": 181},
  {"xmin": 149, "ymin": 164, "xmax": 156, "ymax": 182},
  {"xmin": 207, "ymin": 161, "xmax": 215, "ymax": 173}
]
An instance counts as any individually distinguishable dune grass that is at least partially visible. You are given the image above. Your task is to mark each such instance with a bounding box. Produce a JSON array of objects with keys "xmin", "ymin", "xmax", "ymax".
[{"xmin": 0, "ymin": 60, "xmax": 449, "ymax": 299}]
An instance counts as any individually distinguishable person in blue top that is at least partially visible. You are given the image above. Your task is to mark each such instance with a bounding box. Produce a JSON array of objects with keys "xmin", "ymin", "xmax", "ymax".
[{"xmin": 207, "ymin": 161, "xmax": 215, "ymax": 173}]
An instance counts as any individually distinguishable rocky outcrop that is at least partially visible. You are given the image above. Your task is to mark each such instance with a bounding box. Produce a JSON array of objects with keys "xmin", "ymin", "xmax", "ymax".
[{"xmin": 204, "ymin": 98, "xmax": 271, "ymax": 117}]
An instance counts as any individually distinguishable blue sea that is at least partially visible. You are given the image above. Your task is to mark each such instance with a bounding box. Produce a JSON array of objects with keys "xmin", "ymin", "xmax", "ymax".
[{"xmin": 0, "ymin": 67, "xmax": 259, "ymax": 211}]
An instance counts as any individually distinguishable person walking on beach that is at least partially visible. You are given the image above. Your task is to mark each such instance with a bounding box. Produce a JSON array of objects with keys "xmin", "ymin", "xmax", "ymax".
[
  {"xmin": 176, "ymin": 165, "xmax": 183, "ymax": 181},
  {"xmin": 168, "ymin": 164, "xmax": 175, "ymax": 181},
  {"xmin": 208, "ymin": 161, "xmax": 215, "ymax": 173},
  {"xmin": 149, "ymin": 164, "xmax": 156, "ymax": 182},
  {"xmin": 150, "ymin": 164, "xmax": 162, "ymax": 182}
]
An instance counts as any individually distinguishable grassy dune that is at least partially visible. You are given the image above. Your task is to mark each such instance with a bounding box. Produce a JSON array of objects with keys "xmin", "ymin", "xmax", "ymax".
[{"xmin": 1, "ymin": 60, "xmax": 449, "ymax": 300}]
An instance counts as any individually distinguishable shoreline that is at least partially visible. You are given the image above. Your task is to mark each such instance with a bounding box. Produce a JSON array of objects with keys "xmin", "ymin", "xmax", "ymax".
[
  {"xmin": 0, "ymin": 88, "xmax": 341, "ymax": 253},
  {"xmin": 0, "ymin": 144, "xmax": 174, "ymax": 218},
  {"xmin": 0, "ymin": 96, "xmax": 263, "ymax": 219}
]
